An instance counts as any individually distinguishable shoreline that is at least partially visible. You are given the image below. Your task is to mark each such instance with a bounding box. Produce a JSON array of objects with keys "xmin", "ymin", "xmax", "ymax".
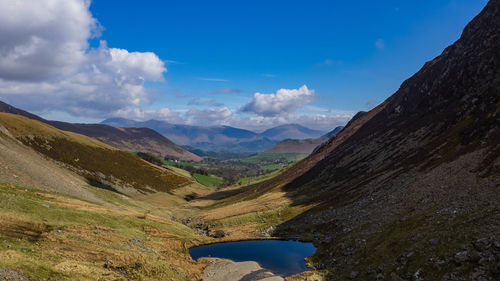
[{"xmin": 199, "ymin": 257, "xmax": 284, "ymax": 281}]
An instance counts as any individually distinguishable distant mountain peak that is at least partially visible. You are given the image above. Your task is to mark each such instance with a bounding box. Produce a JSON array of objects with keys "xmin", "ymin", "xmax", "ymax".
[
  {"xmin": 101, "ymin": 118, "xmax": 330, "ymax": 153},
  {"xmin": 0, "ymin": 102, "xmax": 201, "ymax": 161}
]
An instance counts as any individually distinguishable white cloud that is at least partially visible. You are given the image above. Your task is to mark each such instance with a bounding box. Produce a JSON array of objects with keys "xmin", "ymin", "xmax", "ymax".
[
  {"xmin": 0, "ymin": 0, "xmax": 97, "ymax": 81},
  {"xmin": 230, "ymin": 113, "xmax": 351, "ymax": 131},
  {"xmin": 241, "ymin": 85, "xmax": 315, "ymax": 116},
  {"xmin": 0, "ymin": 0, "xmax": 166, "ymax": 117}
]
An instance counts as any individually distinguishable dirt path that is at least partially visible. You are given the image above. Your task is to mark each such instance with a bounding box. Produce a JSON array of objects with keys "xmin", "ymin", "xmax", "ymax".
[{"xmin": 201, "ymin": 258, "xmax": 284, "ymax": 281}]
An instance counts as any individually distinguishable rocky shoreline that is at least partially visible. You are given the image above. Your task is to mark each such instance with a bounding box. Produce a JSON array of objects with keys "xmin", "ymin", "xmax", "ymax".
[{"xmin": 200, "ymin": 258, "xmax": 284, "ymax": 281}]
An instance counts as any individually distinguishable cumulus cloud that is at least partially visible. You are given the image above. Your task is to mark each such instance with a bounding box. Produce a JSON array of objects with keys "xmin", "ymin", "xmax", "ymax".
[
  {"xmin": 0, "ymin": 0, "xmax": 166, "ymax": 117},
  {"xmin": 0, "ymin": 0, "xmax": 98, "ymax": 81},
  {"xmin": 241, "ymin": 85, "xmax": 315, "ymax": 116}
]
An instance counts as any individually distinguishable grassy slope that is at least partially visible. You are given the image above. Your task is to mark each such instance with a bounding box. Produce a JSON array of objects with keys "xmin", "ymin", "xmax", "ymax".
[
  {"xmin": 0, "ymin": 113, "xmax": 192, "ymax": 194},
  {"xmin": 0, "ymin": 181, "xmax": 213, "ymax": 280},
  {"xmin": 0, "ymin": 101, "xmax": 202, "ymax": 162},
  {"xmin": 240, "ymin": 153, "xmax": 308, "ymax": 164}
]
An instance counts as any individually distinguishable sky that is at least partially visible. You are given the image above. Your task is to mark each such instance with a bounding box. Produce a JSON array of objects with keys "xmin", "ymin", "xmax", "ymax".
[{"xmin": 0, "ymin": 0, "xmax": 488, "ymax": 131}]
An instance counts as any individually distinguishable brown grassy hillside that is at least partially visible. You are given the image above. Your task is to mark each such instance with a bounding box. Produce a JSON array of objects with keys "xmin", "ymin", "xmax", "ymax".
[
  {"xmin": 0, "ymin": 101, "xmax": 202, "ymax": 162},
  {"xmin": 0, "ymin": 113, "xmax": 192, "ymax": 195}
]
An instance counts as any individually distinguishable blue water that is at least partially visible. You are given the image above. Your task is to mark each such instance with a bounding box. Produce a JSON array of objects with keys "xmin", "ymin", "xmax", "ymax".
[{"xmin": 189, "ymin": 240, "xmax": 316, "ymax": 277}]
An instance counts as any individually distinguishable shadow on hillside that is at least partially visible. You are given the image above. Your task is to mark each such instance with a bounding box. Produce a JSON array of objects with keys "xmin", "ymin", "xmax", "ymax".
[{"xmin": 86, "ymin": 179, "xmax": 123, "ymax": 195}]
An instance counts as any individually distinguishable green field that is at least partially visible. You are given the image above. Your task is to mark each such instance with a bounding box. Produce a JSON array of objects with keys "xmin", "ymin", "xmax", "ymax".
[
  {"xmin": 193, "ymin": 173, "xmax": 222, "ymax": 187},
  {"xmin": 133, "ymin": 150, "xmax": 307, "ymax": 187},
  {"xmin": 238, "ymin": 153, "xmax": 307, "ymax": 171},
  {"xmin": 236, "ymin": 169, "xmax": 282, "ymax": 186},
  {"xmin": 261, "ymin": 164, "xmax": 282, "ymax": 170},
  {"xmin": 240, "ymin": 153, "xmax": 308, "ymax": 164}
]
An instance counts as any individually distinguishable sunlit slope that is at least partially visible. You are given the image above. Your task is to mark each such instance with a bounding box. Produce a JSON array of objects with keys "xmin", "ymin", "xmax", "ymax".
[
  {"xmin": 0, "ymin": 123, "xmax": 101, "ymax": 203},
  {"xmin": 0, "ymin": 181, "xmax": 211, "ymax": 280},
  {"xmin": 0, "ymin": 113, "xmax": 192, "ymax": 195}
]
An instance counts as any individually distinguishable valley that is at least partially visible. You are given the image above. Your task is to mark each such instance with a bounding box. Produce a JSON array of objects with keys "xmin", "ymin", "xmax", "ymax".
[{"xmin": 0, "ymin": 1, "xmax": 499, "ymax": 281}]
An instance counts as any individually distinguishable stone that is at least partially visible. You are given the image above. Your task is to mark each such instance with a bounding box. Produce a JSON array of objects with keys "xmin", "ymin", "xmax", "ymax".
[
  {"xmin": 388, "ymin": 272, "xmax": 405, "ymax": 281},
  {"xmin": 454, "ymin": 251, "xmax": 468, "ymax": 264}
]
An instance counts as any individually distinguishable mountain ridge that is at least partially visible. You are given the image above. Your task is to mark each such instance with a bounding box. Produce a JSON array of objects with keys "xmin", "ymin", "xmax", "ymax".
[
  {"xmin": 101, "ymin": 118, "xmax": 328, "ymax": 153},
  {"xmin": 0, "ymin": 112, "xmax": 193, "ymax": 195},
  {"xmin": 0, "ymin": 101, "xmax": 201, "ymax": 161}
]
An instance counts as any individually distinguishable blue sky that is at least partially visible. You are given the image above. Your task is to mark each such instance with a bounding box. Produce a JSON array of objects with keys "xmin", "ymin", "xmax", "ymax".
[{"xmin": 0, "ymin": 0, "xmax": 488, "ymax": 130}]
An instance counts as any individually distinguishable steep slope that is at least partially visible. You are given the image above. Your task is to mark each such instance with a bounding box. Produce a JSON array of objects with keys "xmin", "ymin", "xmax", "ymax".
[
  {"xmin": 265, "ymin": 126, "xmax": 343, "ymax": 154},
  {"xmin": 102, "ymin": 118, "xmax": 328, "ymax": 153},
  {"xmin": 259, "ymin": 124, "xmax": 326, "ymax": 141},
  {"xmin": 267, "ymin": 2, "xmax": 500, "ymax": 279},
  {"xmin": 0, "ymin": 123, "xmax": 102, "ymax": 203},
  {"xmin": 0, "ymin": 101, "xmax": 201, "ymax": 162},
  {"xmin": 0, "ymin": 113, "xmax": 192, "ymax": 195}
]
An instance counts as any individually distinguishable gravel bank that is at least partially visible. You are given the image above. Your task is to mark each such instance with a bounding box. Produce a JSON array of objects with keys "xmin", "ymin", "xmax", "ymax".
[{"xmin": 200, "ymin": 258, "xmax": 284, "ymax": 281}]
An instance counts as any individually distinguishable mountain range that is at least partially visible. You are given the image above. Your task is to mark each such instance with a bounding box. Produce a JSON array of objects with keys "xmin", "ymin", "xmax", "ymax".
[
  {"xmin": 0, "ymin": 101, "xmax": 201, "ymax": 161},
  {"xmin": 102, "ymin": 118, "xmax": 327, "ymax": 153}
]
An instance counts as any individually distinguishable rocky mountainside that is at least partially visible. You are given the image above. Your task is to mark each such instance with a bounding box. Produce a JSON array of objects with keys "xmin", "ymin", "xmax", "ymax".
[
  {"xmin": 0, "ymin": 101, "xmax": 201, "ymax": 161},
  {"xmin": 265, "ymin": 126, "xmax": 343, "ymax": 154},
  {"xmin": 102, "ymin": 118, "xmax": 326, "ymax": 153},
  {"xmin": 242, "ymin": 1, "xmax": 499, "ymax": 280}
]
